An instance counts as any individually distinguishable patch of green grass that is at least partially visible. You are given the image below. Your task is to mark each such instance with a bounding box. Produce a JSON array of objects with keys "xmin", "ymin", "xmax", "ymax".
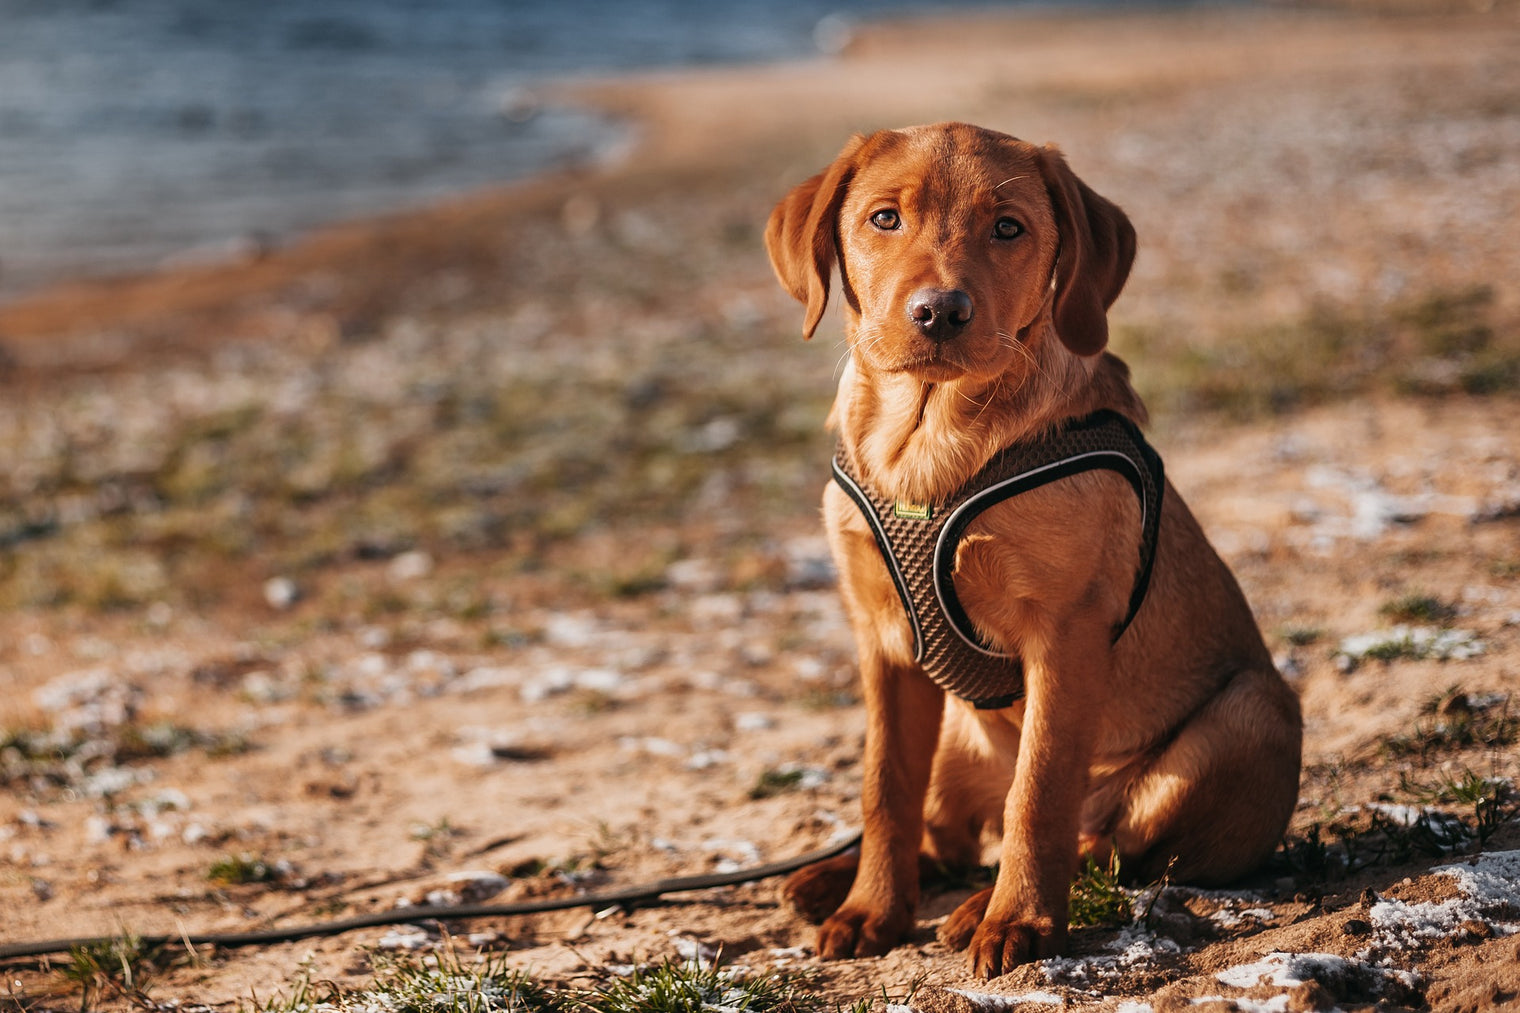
[
  {"xmin": 244, "ymin": 952, "xmax": 844, "ymax": 1013},
  {"xmin": 1378, "ymin": 692, "xmax": 1516, "ymax": 761},
  {"xmin": 115, "ymin": 721, "xmax": 251, "ymax": 762},
  {"xmin": 1277, "ymin": 625, "xmax": 1325, "ymax": 647},
  {"xmin": 596, "ymin": 960, "xmax": 811, "ymax": 1013},
  {"xmin": 1379, "ymin": 593, "xmax": 1459, "ymax": 625},
  {"xmin": 1279, "ymin": 768, "xmax": 1519, "ymax": 884},
  {"xmin": 1398, "ymin": 769, "xmax": 1517, "ymax": 846},
  {"xmin": 60, "ymin": 931, "xmax": 166, "ymax": 1011},
  {"xmin": 208, "ymin": 853, "xmax": 282, "ymax": 887},
  {"xmin": 748, "ymin": 768, "xmax": 808, "ymax": 800},
  {"xmin": 246, "ymin": 949, "xmax": 567, "ymax": 1013},
  {"xmin": 1, "ymin": 721, "xmax": 252, "ymax": 798},
  {"xmin": 1068, "ymin": 855, "xmax": 1133, "ymax": 929},
  {"xmin": 1121, "ymin": 284, "xmax": 1519, "ymax": 423},
  {"xmin": 1336, "ymin": 626, "xmax": 1484, "ymax": 670}
]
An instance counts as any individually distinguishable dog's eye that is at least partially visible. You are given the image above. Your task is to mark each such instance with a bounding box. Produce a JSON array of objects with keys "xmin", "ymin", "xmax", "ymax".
[
  {"xmin": 993, "ymin": 217, "xmax": 1024, "ymax": 240},
  {"xmin": 870, "ymin": 209, "xmax": 901, "ymax": 231}
]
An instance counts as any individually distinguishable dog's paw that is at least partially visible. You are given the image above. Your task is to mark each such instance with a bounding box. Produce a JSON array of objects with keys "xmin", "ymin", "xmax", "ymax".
[
  {"xmin": 966, "ymin": 918, "xmax": 1059, "ymax": 978},
  {"xmin": 936, "ymin": 887, "xmax": 992, "ymax": 951},
  {"xmin": 781, "ymin": 853, "xmax": 859, "ymax": 925},
  {"xmin": 816, "ymin": 905, "xmax": 911, "ymax": 959}
]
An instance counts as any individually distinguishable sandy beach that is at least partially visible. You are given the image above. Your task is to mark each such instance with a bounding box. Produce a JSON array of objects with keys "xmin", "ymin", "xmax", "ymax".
[{"xmin": 2, "ymin": 5, "xmax": 1520, "ymax": 1011}]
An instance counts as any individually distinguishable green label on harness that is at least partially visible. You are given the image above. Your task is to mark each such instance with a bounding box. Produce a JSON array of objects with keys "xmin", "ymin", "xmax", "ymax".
[{"xmin": 893, "ymin": 500, "xmax": 933, "ymax": 521}]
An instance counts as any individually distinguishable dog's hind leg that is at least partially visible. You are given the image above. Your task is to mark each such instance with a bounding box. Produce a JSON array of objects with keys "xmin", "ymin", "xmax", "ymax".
[{"xmin": 1112, "ymin": 666, "xmax": 1301, "ymax": 885}]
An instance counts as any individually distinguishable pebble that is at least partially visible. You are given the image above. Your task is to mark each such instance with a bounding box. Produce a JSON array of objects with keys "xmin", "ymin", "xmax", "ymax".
[{"xmin": 262, "ymin": 576, "xmax": 300, "ymax": 611}]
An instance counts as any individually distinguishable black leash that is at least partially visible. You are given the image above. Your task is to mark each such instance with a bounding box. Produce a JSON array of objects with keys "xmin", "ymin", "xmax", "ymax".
[{"xmin": 0, "ymin": 831, "xmax": 860, "ymax": 962}]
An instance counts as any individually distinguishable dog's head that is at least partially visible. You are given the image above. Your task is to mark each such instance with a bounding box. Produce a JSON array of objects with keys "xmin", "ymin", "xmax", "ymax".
[{"xmin": 766, "ymin": 122, "xmax": 1134, "ymax": 382}]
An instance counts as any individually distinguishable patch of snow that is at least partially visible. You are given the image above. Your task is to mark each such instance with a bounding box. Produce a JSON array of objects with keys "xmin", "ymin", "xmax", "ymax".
[
  {"xmin": 1335, "ymin": 625, "xmax": 1484, "ymax": 669},
  {"xmin": 1369, "ymin": 849, "xmax": 1520, "ymax": 948},
  {"xmin": 1210, "ymin": 906, "xmax": 1276, "ymax": 928},
  {"xmin": 1192, "ymin": 997, "xmax": 1288, "ymax": 1013},
  {"xmin": 685, "ymin": 748, "xmax": 730, "ymax": 770},
  {"xmin": 735, "ymin": 712, "xmax": 776, "ymax": 731},
  {"xmin": 619, "ymin": 735, "xmax": 686, "ymax": 758},
  {"xmin": 1040, "ymin": 927, "xmax": 1180, "ymax": 988},
  {"xmin": 1364, "ymin": 803, "xmax": 1466, "ymax": 847},
  {"xmin": 670, "ymin": 935, "xmax": 718, "ymax": 964},
  {"xmin": 375, "ymin": 924, "xmax": 435, "ymax": 951},
  {"xmin": 1217, "ymin": 950, "xmax": 1419, "ymax": 1001},
  {"xmin": 1216, "ymin": 951, "xmax": 1354, "ymax": 988},
  {"xmin": 522, "ymin": 666, "xmax": 627, "ymax": 703}
]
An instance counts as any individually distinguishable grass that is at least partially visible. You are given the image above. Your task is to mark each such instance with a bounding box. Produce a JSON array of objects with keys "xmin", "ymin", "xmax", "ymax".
[
  {"xmin": 748, "ymin": 768, "xmax": 809, "ymax": 800},
  {"xmin": 208, "ymin": 853, "xmax": 284, "ymax": 887},
  {"xmin": 1121, "ymin": 284, "xmax": 1519, "ymax": 421},
  {"xmin": 597, "ymin": 959, "xmax": 813, "ymax": 1013},
  {"xmin": 243, "ymin": 950, "xmax": 842, "ymax": 1013},
  {"xmin": 1277, "ymin": 624, "xmax": 1325, "ymax": 648},
  {"xmin": 245, "ymin": 948, "xmax": 569, "ymax": 1013},
  {"xmin": 1377, "ymin": 691, "xmax": 1516, "ymax": 761},
  {"xmin": 1284, "ymin": 772, "xmax": 1518, "ymax": 884},
  {"xmin": 1068, "ymin": 855, "xmax": 1133, "ymax": 929},
  {"xmin": 1, "ymin": 720, "xmax": 251, "ymax": 801},
  {"xmin": 1335, "ymin": 626, "xmax": 1484, "ymax": 670},
  {"xmin": 1379, "ymin": 593, "xmax": 1459, "ymax": 626},
  {"xmin": 59, "ymin": 931, "xmax": 167, "ymax": 1012}
]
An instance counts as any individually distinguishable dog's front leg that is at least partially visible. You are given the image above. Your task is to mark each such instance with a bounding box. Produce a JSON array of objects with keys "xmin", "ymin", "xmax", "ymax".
[
  {"xmin": 817, "ymin": 653, "xmax": 944, "ymax": 958},
  {"xmin": 966, "ymin": 624, "xmax": 1109, "ymax": 977}
]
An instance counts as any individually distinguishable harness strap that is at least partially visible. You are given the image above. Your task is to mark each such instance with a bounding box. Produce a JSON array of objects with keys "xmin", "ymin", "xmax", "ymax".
[{"xmin": 832, "ymin": 411, "xmax": 1165, "ymax": 709}]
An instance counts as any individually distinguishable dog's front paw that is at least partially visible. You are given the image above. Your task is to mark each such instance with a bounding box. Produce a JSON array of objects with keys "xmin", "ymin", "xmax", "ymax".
[
  {"xmin": 966, "ymin": 918, "xmax": 1060, "ymax": 978},
  {"xmin": 816, "ymin": 905, "xmax": 911, "ymax": 959},
  {"xmin": 781, "ymin": 853, "xmax": 859, "ymax": 924},
  {"xmin": 936, "ymin": 887, "xmax": 992, "ymax": 951}
]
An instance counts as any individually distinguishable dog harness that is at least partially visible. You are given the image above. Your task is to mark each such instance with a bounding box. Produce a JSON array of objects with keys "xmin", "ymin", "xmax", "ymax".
[{"xmin": 831, "ymin": 410, "xmax": 1165, "ymax": 710}]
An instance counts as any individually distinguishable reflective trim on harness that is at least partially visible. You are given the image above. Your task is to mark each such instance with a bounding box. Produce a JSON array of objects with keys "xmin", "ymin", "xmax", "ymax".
[{"xmin": 830, "ymin": 456, "xmax": 926, "ymax": 662}]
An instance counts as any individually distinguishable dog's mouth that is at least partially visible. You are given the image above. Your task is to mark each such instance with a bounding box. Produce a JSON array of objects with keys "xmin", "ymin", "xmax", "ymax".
[
  {"xmin": 892, "ymin": 352, "xmax": 968, "ymax": 381},
  {"xmin": 864, "ymin": 328, "xmax": 1007, "ymax": 381}
]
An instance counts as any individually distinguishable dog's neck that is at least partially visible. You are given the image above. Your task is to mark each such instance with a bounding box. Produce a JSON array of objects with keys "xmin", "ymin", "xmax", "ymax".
[{"xmin": 831, "ymin": 336, "xmax": 1145, "ymax": 504}]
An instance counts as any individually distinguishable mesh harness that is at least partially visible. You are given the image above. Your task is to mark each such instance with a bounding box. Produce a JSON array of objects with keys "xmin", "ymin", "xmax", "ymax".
[{"xmin": 831, "ymin": 410, "xmax": 1165, "ymax": 710}]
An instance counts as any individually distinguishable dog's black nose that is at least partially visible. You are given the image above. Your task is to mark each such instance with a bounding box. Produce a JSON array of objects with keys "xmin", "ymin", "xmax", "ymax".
[{"xmin": 907, "ymin": 287, "xmax": 974, "ymax": 340}]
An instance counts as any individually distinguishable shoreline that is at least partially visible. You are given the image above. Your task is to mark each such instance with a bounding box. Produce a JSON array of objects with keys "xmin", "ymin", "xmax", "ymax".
[{"xmin": 0, "ymin": 4, "xmax": 1514, "ymax": 366}]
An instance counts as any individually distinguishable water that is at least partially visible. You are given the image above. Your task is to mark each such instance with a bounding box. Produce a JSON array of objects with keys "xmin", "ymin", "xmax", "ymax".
[{"xmin": 0, "ymin": 0, "xmax": 1017, "ymax": 298}]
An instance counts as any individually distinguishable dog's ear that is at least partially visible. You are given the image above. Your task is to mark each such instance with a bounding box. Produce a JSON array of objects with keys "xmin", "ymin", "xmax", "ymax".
[
  {"xmin": 765, "ymin": 134, "xmax": 868, "ymax": 339},
  {"xmin": 1037, "ymin": 146, "xmax": 1136, "ymax": 357}
]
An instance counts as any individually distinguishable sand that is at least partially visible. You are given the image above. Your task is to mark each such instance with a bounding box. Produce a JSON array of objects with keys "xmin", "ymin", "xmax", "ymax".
[{"xmin": 2, "ymin": 5, "xmax": 1519, "ymax": 1011}]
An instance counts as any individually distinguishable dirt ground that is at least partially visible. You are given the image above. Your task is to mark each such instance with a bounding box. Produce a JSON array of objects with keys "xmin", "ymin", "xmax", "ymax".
[{"xmin": 2, "ymin": 6, "xmax": 1519, "ymax": 1011}]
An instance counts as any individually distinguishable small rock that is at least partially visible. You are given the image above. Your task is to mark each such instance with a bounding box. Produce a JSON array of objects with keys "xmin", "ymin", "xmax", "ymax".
[
  {"xmin": 263, "ymin": 576, "xmax": 300, "ymax": 611},
  {"xmin": 388, "ymin": 550, "xmax": 433, "ymax": 582}
]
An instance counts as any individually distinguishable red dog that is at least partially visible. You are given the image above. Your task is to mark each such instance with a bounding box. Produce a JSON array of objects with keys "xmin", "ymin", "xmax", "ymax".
[{"xmin": 766, "ymin": 123, "xmax": 1301, "ymax": 977}]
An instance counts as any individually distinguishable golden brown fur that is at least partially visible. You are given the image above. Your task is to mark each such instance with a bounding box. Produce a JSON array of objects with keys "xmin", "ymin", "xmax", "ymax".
[{"xmin": 764, "ymin": 123, "xmax": 1302, "ymax": 977}]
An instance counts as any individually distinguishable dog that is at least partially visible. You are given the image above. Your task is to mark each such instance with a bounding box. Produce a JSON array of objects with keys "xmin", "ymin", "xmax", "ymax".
[{"xmin": 764, "ymin": 123, "xmax": 1302, "ymax": 978}]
